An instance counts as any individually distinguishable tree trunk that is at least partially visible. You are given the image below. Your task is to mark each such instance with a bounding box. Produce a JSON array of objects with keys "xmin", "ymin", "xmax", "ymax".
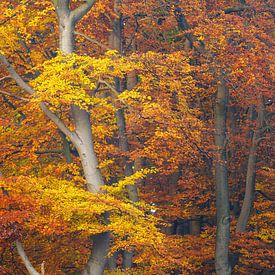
[
  {"xmin": 109, "ymin": 0, "xmax": 139, "ymax": 203},
  {"xmin": 214, "ymin": 79, "xmax": 231, "ymax": 275},
  {"xmin": 82, "ymin": 232, "xmax": 110, "ymax": 275},
  {"xmin": 54, "ymin": 2, "xmax": 110, "ymax": 274},
  {"xmin": 71, "ymin": 105, "xmax": 105, "ymax": 193},
  {"xmin": 236, "ymin": 99, "xmax": 265, "ymax": 232},
  {"xmin": 108, "ymin": 1, "xmax": 138, "ymax": 269},
  {"xmin": 16, "ymin": 241, "xmax": 40, "ymax": 275}
]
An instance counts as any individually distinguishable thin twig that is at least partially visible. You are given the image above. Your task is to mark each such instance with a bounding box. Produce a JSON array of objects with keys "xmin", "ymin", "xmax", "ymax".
[
  {"xmin": 0, "ymin": 90, "xmax": 29, "ymax": 101},
  {"xmin": 75, "ymin": 31, "xmax": 110, "ymax": 50},
  {"xmin": 0, "ymin": 75, "xmax": 12, "ymax": 82}
]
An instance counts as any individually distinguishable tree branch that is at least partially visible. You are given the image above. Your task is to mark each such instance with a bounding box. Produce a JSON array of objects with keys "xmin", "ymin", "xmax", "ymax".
[
  {"xmin": 0, "ymin": 53, "xmax": 79, "ymax": 144},
  {"xmin": 34, "ymin": 149, "xmax": 63, "ymax": 155},
  {"xmin": 15, "ymin": 240, "xmax": 40, "ymax": 275},
  {"xmin": 256, "ymin": 190, "xmax": 275, "ymax": 201},
  {"xmin": 224, "ymin": 4, "xmax": 275, "ymax": 16},
  {"xmin": 224, "ymin": 5, "xmax": 250, "ymax": 14},
  {"xmin": 98, "ymin": 79, "xmax": 120, "ymax": 97},
  {"xmin": 70, "ymin": 0, "xmax": 97, "ymax": 24},
  {"xmin": 39, "ymin": 102, "xmax": 78, "ymax": 143},
  {"xmin": 0, "ymin": 75, "xmax": 12, "ymax": 82},
  {"xmin": 0, "ymin": 54, "xmax": 34, "ymax": 95},
  {"xmin": 0, "ymin": 90, "xmax": 29, "ymax": 101},
  {"xmin": 266, "ymin": 110, "xmax": 275, "ymax": 120},
  {"xmin": 74, "ymin": 31, "xmax": 110, "ymax": 50}
]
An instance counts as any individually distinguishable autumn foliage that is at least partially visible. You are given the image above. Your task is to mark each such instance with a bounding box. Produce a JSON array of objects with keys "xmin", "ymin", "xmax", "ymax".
[{"xmin": 0, "ymin": 0, "xmax": 274, "ymax": 274}]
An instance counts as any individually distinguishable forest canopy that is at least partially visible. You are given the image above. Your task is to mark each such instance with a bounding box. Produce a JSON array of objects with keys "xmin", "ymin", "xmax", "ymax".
[{"xmin": 0, "ymin": 0, "xmax": 274, "ymax": 274}]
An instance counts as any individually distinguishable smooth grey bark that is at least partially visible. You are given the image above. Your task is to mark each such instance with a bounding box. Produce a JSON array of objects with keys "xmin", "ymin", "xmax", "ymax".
[
  {"xmin": 236, "ymin": 99, "xmax": 265, "ymax": 232},
  {"xmin": 214, "ymin": 79, "xmax": 231, "ymax": 275},
  {"xmin": 71, "ymin": 105, "xmax": 104, "ymax": 193},
  {"xmin": 53, "ymin": 1, "xmax": 110, "ymax": 274},
  {"xmin": 1, "ymin": 1, "xmax": 109, "ymax": 273},
  {"xmin": 82, "ymin": 232, "xmax": 110, "ymax": 275}
]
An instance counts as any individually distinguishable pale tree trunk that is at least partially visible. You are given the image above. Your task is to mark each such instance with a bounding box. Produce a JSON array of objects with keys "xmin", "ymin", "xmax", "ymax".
[
  {"xmin": 82, "ymin": 232, "xmax": 110, "ymax": 275},
  {"xmin": 0, "ymin": 1, "xmax": 110, "ymax": 272},
  {"xmin": 71, "ymin": 105, "xmax": 104, "ymax": 193},
  {"xmin": 15, "ymin": 240, "xmax": 40, "ymax": 275},
  {"xmin": 53, "ymin": 1, "xmax": 110, "ymax": 274},
  {"xmin": 214, "ymin": 79, "xmax": 231, "ymax": 275},
  {"xmin": 236, "ymin": 98, "xmax": 265, "ymax": 232}
]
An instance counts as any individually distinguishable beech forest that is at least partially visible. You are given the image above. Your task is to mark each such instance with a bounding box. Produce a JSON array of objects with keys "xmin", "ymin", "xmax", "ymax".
[{"xmin": 0, "ymin": 0, "xmax": 274, "ymax": 274}]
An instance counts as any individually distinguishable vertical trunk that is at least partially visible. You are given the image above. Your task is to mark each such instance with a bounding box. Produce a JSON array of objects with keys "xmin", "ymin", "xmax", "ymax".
[
  {"xmin": 107, "ymin": 251, "xmax": 119, "ymax": 270},
  {"xmin": 236, "ymin": 99, "xmax": 265, "ymax": 232},
  {"xmin": 109, "ymin": 1, "xmax": 138, "ymax": 269},
  {"xmin": 214, "ymin": 79, "xmax": 231, "ymax": 275},
  {"xmin": 236, "ymin": 135, "xmax": 257, "ymax": 232},
  {"xmin": 110, "ymin": 0, "xmax": 138, "ymax": 203},
  {"xmin": 55, "ymin": 3, "xmax": 110, "ymax": 274},
  {"xmin": 82, "ymin": 232, "xmax": 110, "ymax": 275},
  {"xmin": 71, "ymin": 107, "xmax": 110, "ymax": 274}
]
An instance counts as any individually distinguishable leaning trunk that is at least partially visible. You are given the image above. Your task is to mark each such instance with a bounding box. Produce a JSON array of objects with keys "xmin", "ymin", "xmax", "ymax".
[
  {"xmin": 16, "ymin": 241, "xmax": 40, "ymax": 275},
  {"xmin": 236, "ymin": 131, "xmax": 257, "ymax": 232},
  {"xmin": 214, "ymin": 79, "xmax": 231, "ymax": 275},
  {"xmin": 236, "ymin": 99, "xmax": 265, "ymax": 232}
]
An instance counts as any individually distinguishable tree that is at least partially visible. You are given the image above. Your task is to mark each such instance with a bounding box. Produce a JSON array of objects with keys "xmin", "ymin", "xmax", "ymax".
[{"xmin": 0, "ymin": 0, "xmax": 273, "ymax": 274}]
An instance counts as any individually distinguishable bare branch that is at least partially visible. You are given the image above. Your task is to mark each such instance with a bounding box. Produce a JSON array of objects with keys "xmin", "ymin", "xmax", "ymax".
[
  {"xmin": 256, "ymin": 190, "xmax": 275, "ymax": 201},
  {"xmin": 98, "ymin": 78, "xmax": 120, "ymax": 97},
  {"xmin": 70, "ymin": 0, "xmax": 97, "ymax": 24},
  {"xmin": 266, "ymin": 110, "xmax": 275, "ymax": 120},
  {"xmin": 123, "ymin": 16, "xmax": 139, "ymax": 53},
  {"xmin": 94, "ymin": 79, "xmax": 131, "ymax": 108},
  {"xmin": 75, "ymin": 31, "xmax": 110, "ymax": 50},
  {"xmin": 0, "ymin": 54, "xmax": 34, "ymax": 95},
  {"xmin": 224, "ymin": 5, "xmax": 250, "ymax": 14},
  {"xmin": 34, "ymin": 149, "xmax": 63, "ymax": 155},
  {"xmin": 15, "ymin": 240, "xmax": 40, "ymax": 275},
  {"xmin": 0, "ymin": 53, "xmax": 79, "ymax": 144},
  {"xmin": 39, "ymin": 102, "xmax": 79, "ymax": 143},
  {"xmin": 224, "ymin": 4, "xmax": 275, "ymax": 16},
  {"xmin": 255, "ymin": 136, "xmax": 268, "ymax": 145},
  {"xmin": 0, "ymin": 75, "xmax": 12, "ymax": 82},
  {"xmin": 0, "ymin": 90, "xmax": 29, "ymax": 101}
]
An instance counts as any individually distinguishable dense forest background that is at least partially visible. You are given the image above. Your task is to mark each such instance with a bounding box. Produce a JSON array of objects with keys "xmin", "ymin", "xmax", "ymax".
[{"xmin": 0, "ymin": 0, "xmax": 274, "ymax": 274}]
